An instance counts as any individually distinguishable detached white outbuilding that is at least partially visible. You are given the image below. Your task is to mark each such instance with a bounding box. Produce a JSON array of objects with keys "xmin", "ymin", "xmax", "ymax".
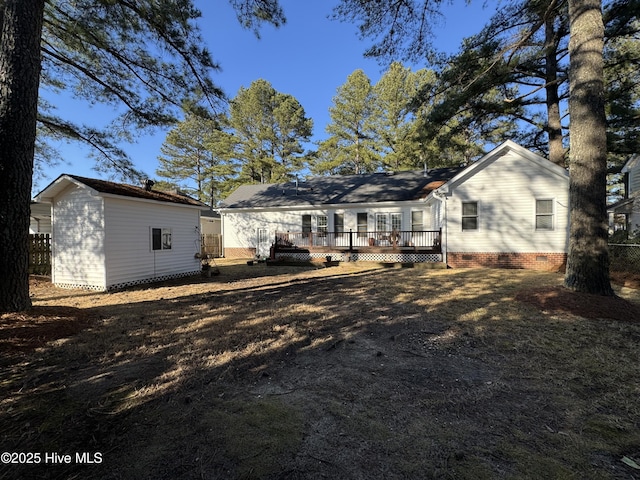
[{"xmin": 35, "ymin": 175, "xmax": 206, "ymax": 291}]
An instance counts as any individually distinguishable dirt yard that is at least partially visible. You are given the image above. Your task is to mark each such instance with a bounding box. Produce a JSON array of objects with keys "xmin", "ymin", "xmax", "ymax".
[{"xmin": 1, "ymin": 260, "xmax": 640, "ymax": 479}]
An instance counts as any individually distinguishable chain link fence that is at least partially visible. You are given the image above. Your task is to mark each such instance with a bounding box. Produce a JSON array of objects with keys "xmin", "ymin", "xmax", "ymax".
[{"xmin": 609, "ymin": 244, "xmax": 640, "ymax": 274}]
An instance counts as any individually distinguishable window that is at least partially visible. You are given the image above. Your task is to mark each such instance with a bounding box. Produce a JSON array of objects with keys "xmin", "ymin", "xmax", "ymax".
[
  {"xmin": 334, "ymin": 213, "xmax": 344, "ymax": 236},
  {"xmin": 357, "ymin": 212, "xmax": 368, "ymax": 237},
  {"xmin": 411, "ymin": 211, "xmax": 424, "ymax": 231},
  {"xmin": 391, "ymin": 213, "xmax": 402, "ymax": 232},
  {"xmin": 258, "ymin": 228, "xmax": 269, "ymax": 244},
  {"xmin": 317, "ymin": 215, "xmax": 328, "ymax": 236},
  {"xmin": 376, "ymin": 213, "xmax": 388, "ymax": 232},
  {"xmin": 302, "ymin": 214, "xmax": 312, "ymax": 237},
  {"xmin": 151, "ymin": 228, "xmax": 172, "ymax": 250},
  {"xmin": 461, "ymin": 202, "xmax": 478, "ymax": 231},
  {"xmin": 536, "ymin": 199, "xmax": 554, "ymax": 230}
]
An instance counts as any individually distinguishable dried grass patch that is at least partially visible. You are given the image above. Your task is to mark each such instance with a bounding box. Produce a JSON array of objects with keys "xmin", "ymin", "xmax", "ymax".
[{"xmin": 1, "ymin": 261, "xmax": 639, "ymax": 479}]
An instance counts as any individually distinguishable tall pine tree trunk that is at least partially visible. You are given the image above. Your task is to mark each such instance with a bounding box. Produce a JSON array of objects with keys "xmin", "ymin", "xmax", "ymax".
[
  {"xmin": 545, "ymin": 15, "xmax": 565, "ymax": 167},
  {"xmin": 0, "ymin": 0, "xmax": 46, "ymax": 312},
  {"xmin": 563, "ymin": 0, "xmax": 614, "ymax": 295}
]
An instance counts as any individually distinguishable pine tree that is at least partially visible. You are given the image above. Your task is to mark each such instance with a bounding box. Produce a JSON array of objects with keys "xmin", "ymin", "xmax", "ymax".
[
  {"xmin": 563, "ymin": 0, "xmax": 614, "ymax": 295},
  {"xmin": 228, "ymin": 79, "xmax": 312, "ymax": 183},
  {"xmin": 0, "ymin": 0, "xmax": 46, "ymax": 312},
  {"xmin": 370, "ymin": 62, "xmax": 429, "ymax": 170},
  {"xmin": 315, "ymin": 70, "xmax": 380, "ymax": 174},
  {"xmin": 156, "ymin": 113, "xmax": 236, "ymax": 207}
]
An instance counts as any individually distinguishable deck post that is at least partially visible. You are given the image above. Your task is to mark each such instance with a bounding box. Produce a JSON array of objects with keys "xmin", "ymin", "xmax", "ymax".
[{"xmin": 349, "ymin": 229, "xmax": 353, "ymax": 252}]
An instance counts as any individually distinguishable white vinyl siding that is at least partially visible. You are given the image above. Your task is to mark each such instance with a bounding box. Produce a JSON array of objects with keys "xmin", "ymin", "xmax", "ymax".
[
  {"xmin": 446, "ymin": 150, "xmax": 569, "ymax": 253},
  {"xmin": 103, "ymin": 197, "xmax": 201, "ymax": 288},
  {"xmin": 630, "ymin": 166, "xmax": 640, "ymax": 197},
  {"xmin": 51, "ymin": 185, "xmax": 107, "ymax": 288}
]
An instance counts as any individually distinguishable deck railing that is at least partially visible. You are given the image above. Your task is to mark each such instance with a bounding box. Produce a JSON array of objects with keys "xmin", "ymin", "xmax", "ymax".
[{"xmin": 275, "ymin": 229, "xmax": 441, "ymax": 253}]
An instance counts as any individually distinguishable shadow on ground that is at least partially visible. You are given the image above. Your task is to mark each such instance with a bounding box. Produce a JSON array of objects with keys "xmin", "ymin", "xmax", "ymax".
[{"xmin": 1, "ymin": 264, "xmax": 639, "ymax": 479}]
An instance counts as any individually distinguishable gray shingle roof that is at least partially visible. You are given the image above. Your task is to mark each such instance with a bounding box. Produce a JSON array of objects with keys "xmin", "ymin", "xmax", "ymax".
[{"xmin": 220, "ymin": 167, "xmax": 465, "ymax": 209}]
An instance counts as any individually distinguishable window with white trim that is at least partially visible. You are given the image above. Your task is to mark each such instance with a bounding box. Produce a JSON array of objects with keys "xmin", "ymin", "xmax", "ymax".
[
  {"xmin": 411, "ymin": 211, "xmax": 423, "ymax": 231},
  {"xmin": 302, "ymin": 214, "xmax": 311, "ymax": 238},
  {"xmin": 391, "ymin": 213, "xmax": 402, "ymax": 231},
  {"xmin": 334, "ymin": 213, "xmax": 344, "ymax": 236},
  {"xmin": 317, "ymin": 215, "xmax": 328, "ymax": 236},
  {"xmin": 535, "ymin": 199, "xmax": 554, "ymax": 230},
  {"xmin": 357, "ymin": 212, "xmax": 368, "ymax": 237},
  {"xmin": 376, "ymin": 213, "xmax": 388, "ymax": 232},
  {"xmin": 461, "ymin": 202, "xmax": 478, "ymax": 231},
  {"xmin": 151, "ymin": 227, "xmax": 172, "ymax": 250}
]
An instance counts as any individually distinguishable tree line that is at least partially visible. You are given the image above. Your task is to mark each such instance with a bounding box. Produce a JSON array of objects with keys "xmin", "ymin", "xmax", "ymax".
[
  {"xmin": 156, "ymin": 0, "xmax": 638, "ymax": 211},
  {"xmin": 154, "ymin": 64, "xmax": 495, "ymax": 208}
]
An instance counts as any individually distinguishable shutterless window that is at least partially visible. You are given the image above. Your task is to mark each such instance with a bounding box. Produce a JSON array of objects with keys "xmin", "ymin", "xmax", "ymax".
[
  {"xmin": 334, "ymin": 213, "xmax": 344, "ymax": 235},
  {"xmin": 317, "ymin": 215, "xmax": 328, "ymax": 236},
  {"xmin": 302, "ymin": 214, "xmax": 312, "ymax": 237},
  {"xmin": 536, "ymin": 199, "xmax": 554, "ymax": 230},
  {"xmin": 411, "ymin": 211, "xmax": 424, "ymax": 231},
  {"xmin": 357, "ymin": 212, "xmax": 368, "ymax": 237},
  {"xmin": 461, "ymin": 202, "xmax": 478, "ymax": 231},
  {"xmin": 391, "ymin": 213, "xmax": 402, "ymax": 231},
  {"xmin": 151, "ymin": 228, "xmax": 172, "ymax": 250},
  {"xmin": 376, "ymin": 213, "xmax": 388, "ymax": 232}
]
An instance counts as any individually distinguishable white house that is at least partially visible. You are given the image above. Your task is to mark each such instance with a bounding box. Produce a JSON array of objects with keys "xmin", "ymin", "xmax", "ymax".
[
  {"xmin": 429, "ymin": 140, "xmax": 569, "ymax": 269},
  {"xmin": 201, "ymin": 208, "xmax": 222, "ymax": 235},
  {"xmin": 35, "ymin": 175, "xmax": 207, "ymax": 291},
  {"xmin": 30, "ymin": 201, "xmax": 52, "ymax": 234},
  {"xmin": 219, "ymin": 141, "xmax": 570, "ymax": 271},
  {"xmin": 608, "ymin": 154, "xmax": 640, "ymax": 235}
]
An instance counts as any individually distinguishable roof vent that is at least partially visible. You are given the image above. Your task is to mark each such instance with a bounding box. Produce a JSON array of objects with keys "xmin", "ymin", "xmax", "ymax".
[{"xmin": 143, "ymin": 179, "xmax": 155, "ymax": 191}]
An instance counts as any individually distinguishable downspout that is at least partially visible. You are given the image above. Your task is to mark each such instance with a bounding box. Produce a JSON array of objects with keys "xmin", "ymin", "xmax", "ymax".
[
  {"xmin": 433, "ymin": 190, "xmax": 448, "ymax": 265},
  {"xmin": 442, "ymin": 196, "xmax": 448, "ymax": 266},
  {"xmin": 220, "ymin": 212, "xmax": 225, "ymax": 258}
]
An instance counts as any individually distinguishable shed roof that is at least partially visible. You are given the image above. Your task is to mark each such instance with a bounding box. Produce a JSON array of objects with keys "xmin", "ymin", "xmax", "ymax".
[
  {"xmin": 36, "ymin": 174, "xmax": 206, "ymax": 208},
  {"xmin": 622, "ymin": 154, "xmax": 640, "ymax": 174},
  {"xmin": 220, "ymin": 167, "xmax": 464, "ymax": 209}
]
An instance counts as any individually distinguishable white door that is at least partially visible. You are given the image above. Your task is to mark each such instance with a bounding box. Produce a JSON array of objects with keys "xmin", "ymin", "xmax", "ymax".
[{"xmin": 257, "ymin": 228, "xmax": 270, "ymax": 258}]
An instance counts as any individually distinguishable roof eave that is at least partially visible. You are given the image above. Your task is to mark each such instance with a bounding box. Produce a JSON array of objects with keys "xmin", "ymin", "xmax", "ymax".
[
  {"xmin": 34, "ymin": 174, "xmax": 98, "ymax": 203},
  {"xmin": 219, "ymin": 198, "xmax": 428, "ymax": 213},
  {"xmin": 97, "ymin": 191, "xmax": 206, "ymax": 209}
]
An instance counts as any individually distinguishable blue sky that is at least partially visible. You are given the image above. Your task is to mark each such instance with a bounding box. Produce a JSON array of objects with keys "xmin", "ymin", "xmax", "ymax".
[{"xmin": 34, "ymin": 0, "xmax": 495, "ymax": 193}]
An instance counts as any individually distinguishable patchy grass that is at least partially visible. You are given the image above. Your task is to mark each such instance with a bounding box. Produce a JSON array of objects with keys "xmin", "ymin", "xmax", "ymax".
[{"xmin": 1, "ymin": 260, "xmax": 639, "ymax": 479}]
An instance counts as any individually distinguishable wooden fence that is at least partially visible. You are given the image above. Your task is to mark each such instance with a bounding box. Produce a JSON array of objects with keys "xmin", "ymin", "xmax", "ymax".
[
  {"xmin": 29, "ymin": 233, "xmax": 51, "ymax": 275},
  {"xmin": 201, "ymin": 233, "xmax": 222, "ymax": 258}
]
